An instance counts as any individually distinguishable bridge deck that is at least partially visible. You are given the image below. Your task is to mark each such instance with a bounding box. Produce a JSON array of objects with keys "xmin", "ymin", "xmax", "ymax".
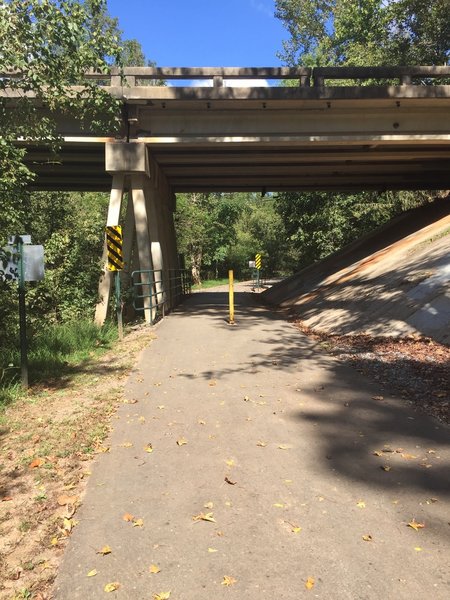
[{"xmin": 3, "ymin": 66, "xmax": 450, "ymax": 193}]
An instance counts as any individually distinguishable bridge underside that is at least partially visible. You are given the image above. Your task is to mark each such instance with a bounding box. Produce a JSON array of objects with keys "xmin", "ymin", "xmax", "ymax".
[
  {"xmin": 8, "ymin": 71, "xmax": 450, "ymax": 326},
  {"xmin": 21, "ymin": 84, "xmax": 450, "ymax": 194}
]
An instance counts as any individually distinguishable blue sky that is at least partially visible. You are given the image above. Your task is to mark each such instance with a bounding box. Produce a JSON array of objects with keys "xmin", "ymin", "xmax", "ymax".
[{"xmin": 106, "ymin": 0, "xmax": 286, "ymax": 67}]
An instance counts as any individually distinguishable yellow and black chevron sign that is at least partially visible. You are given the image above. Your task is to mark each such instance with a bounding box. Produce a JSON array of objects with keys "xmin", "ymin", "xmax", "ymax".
[
  {"xmin": 255, "ymin": 253, "xmax": 262, "ymax": 270},
  {"xmin": 106, "ymin": 226, "xmax": 124, "ymax": 271}
]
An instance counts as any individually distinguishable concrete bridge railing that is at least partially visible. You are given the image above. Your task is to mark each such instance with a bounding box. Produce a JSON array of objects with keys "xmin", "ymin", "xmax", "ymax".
[{"xmin": 2, "ymin": 65, "xmax": 450, "ymax": 89}]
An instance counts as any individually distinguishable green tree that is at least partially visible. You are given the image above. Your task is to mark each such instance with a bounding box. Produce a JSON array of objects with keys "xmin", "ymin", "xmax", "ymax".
[
  {"xmin": 273, "ymin": 1, "xmax": 447, "ymax": 273},
  {"xmin": 0, "ymin": 0, "xmax": 122, "ymax": 197},
  {"xmin": 275, "ymin": 190, "xmax": 429, "ymax": 270},
  {"xmin": 175, "ymin": 193, "xmax": 244, "ymax": 283},
  {"xmin": 275, "ymin": 0, "xmax": 450, "ymax": 66},
  {"xmin": 228, "ymin": 195, "xmax": 292, "ymax": 277}
]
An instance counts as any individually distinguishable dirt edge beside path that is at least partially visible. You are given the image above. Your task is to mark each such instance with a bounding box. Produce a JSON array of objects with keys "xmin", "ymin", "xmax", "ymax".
[
  {"xmin": 293, "ymin": 320, "xmax": 450, "ymax": 425},
  {"xmin": 0, "ymin": 326, "xmax": 155, "ymax": 600}
]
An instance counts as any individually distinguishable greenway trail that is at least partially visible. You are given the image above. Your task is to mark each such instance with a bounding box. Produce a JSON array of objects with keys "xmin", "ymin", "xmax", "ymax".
[{"xmin": 55, "ymin": 286, "xmax": 450, "ymax": 600}]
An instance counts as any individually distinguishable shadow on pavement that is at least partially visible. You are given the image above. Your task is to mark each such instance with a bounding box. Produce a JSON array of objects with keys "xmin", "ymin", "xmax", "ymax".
[{"xmin": 176, "ymin": 290, "xmax": 450, "ymax": 499}]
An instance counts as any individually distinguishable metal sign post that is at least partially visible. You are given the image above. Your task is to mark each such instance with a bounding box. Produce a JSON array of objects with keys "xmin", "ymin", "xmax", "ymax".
[
  {"xmin": 17, "ymin": 237, "xmax": 28, "ymax": 388},
  {"xmin": 228, "ymin": 269, "xmax": 235, "ymax": 324},
  {"xmin": 255, "ymin": 253, "xmax": 262, "ymax": 290},
  {"xmin": 1, "ymin": 236, "xmax": 45, "ymax": 389},
  {"xmin": 106, "ymin": 226, "xmax": 124, "ymax": 340}
]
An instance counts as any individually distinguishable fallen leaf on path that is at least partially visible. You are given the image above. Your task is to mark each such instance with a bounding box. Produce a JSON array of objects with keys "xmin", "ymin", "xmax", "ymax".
[
  {"xmin": 362, "ymin": 534, "xmax": 373, "ymax": 542},
  {"xmin": 256, "ymin": 441, "xmax": 267, "ymax": 447},
  {"xmin": 273, "ymin": 503, "xmax": 285, "ymax": 508},
  {"xmin": 221, "ymin": 576, "xmax": 237, "ymax": 587},
  {"xmin": 381, "ymin": 465, "xmax": 391, "ymax": 472},
  {"xmin": 372, "ymin": 451, "xmax": 383, "ymax": 457},
  {"xmin": 243, "ymin": 395, "xmax": 250, "ymax": 401},
  {"xmin": 193, "ymin": 512, "xmax": 216, "ymax": 523},
  {"xmin": 149, "ymin": 564, "xmax": 161, "ymax": 574},
  {"xmin": 356, "ymin": 501, "xmax": 366, "ymax": 508},
  {"xmin": 50, "ymin": 537, "xmax": 59, "ymax": 546},
  {"xmin": 139, "ymin": 416, "xmax": 146, "ymax": 423},
  {"xmin": 119, "ymin": 442, "xmax": 133, "ymax": 448},
  {"xmin": 401, "ymin": 453, "xmax": 417, "ymax": 460},
  {"xmin": 123, "ymin": 398, "xmax": 137, "ymax": 404},
  {"xmin": 216, "ymin": 530, "xmax": 224, "ymax": 536},
  {"xmin": 305, "ymin": 577, "xmax": 315, "ymax": 590},
  {"xmin": 144, "ymin": 444, "xmax": 154, "ymax": 453},
  {"xmin": 62, "ymin": 517, "xmax": 76, "ymax": 533},
  {"xmin": 372, "ymin": 395, "xmax": 384, "ymax": 401},
  {"xmin": 198, "ymin": 420, "xmax": 206, "ymax": 425},
  {"xmin": 408, "ymin": 519, "xmax": 425, "ymax": 531},
  {"xmin": 104, "ymin": 582, "xmax": 120, "ymax": 592},
  {"xmin": 414, "ymin": 547, "xmax": 423, "ymax": 551},
  {"xmin": 204, "ymin": 501, "xmax": 214, "ymax": 509},
  {"xmin": 209, "ymin": 380, "xmax": 217, "ymax": 387},
  {"xmin": 57, "ymin": 494, "xmax": 78, "ymax": 506},
  {"xmin": 87, "ymin": 569, "xmax": 97, "ymax": 577},
  {"xmin": 97, "ymin": 545, "xmax": 112, "ymax": 555},
  {"xmin": 153, "ymin": 592, "xmax": 171, "ymax": 600},
  {"xmin": 208, "ymin": 547, "xmax": 218, "ymax": 553},
  {"xmin": 132, "ymin": 518, "xmax": 144, "ymax": 527},
  {"xmin": 224, "ymin": 476, "xmax": 236, "ymax": 485},
  {"xmin": 176, "ymin": 437, "xmax": 188, "ymax": 446},
  {"xmin": 225, "ymin": 458, "xmax": 235, "ymax": 467},
  {"xmin": 278, "ymin": 444, "xmax": 292, "ymax": 450},
  {"xmin": 122, "ymin": 513, "xmax": 134, "ymax": 522},
  {"xmin": 157, "ymin": 405, "xmax": 165, "ymax": 410},
  {"xmin": 29, "ymin": 458, "xmax": 43, "ymax": 469}
]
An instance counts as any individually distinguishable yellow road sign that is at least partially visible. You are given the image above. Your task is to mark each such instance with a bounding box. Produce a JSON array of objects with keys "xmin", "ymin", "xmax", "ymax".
[
  {"xmin": 255, "ymin": 253, "xmax": 262, "ymax": 270},
  {"xmin": 106, "ymin": 226, "xmax": 124, "ymax": 271}
]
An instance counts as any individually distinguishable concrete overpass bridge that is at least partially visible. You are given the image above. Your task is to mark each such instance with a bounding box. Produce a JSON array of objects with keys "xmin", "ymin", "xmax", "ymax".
[{"xmin": 3, "ymin": 66, "xmax": 450, "ymax": 322}]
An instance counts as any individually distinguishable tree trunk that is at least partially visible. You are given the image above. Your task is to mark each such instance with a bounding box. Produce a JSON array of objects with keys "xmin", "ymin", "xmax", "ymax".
[{"xmin": 191, "ymin": 251, "xmax": 202, "ymax": 285}]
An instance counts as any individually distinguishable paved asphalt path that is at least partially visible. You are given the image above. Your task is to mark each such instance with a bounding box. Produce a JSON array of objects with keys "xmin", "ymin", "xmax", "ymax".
[{"xmin": 55, "ymin": 286, "xmax": 450, "ymax": 600}]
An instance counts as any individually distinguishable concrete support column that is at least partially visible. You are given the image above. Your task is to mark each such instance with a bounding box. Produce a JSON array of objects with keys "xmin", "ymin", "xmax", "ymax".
[
  {"xmin": 120, "ymin": 191, "xmax": 136, "ymax": 319},
  {"xmin": 94, "ymin": 173, "xmax": 125, "ymax": 326},
  {"xmin": 131, "ymin": 174, "xmax": 155, "ymax": 324},
  {"xmin": 144, "ymin": 179, "xmax": 165, "ymax": 309},
  {"xmin": 159, "ymin": 189, "xmax": 180, "ymax": 308}
]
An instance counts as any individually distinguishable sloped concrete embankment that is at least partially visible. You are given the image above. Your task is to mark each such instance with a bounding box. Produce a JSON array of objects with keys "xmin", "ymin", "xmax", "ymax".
[{"xmin": 263, "ymin": 198, "xmax": 450, "ymax": 344}]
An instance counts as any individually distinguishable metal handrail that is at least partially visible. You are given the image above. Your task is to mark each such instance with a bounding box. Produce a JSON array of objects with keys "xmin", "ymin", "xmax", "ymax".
[{"xmin": 131, "ymin": 268, "xmax": 191, "ymax": 325}]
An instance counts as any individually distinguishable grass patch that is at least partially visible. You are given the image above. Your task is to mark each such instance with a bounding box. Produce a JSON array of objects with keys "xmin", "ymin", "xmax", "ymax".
[
  {"xmin": 192, "ymin": 278, "xmax": 235, "ymax": 291},
  {"xmin": 0, "ymin": 319, "xmax": 118, "ymax": 407}
]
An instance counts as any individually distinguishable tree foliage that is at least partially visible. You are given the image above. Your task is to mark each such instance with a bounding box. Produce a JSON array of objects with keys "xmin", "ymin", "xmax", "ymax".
[
  {"xmin": 275, "ymin": 190, "xmax": 429, "ymax": 270},
  {"xmin": 275, "ymin": 0, "xmax": 450, "ymax": 66},
  {"xmin": 175, "ymin": 193, "xmax": 244, "ymax": 283},
  {"xmin": 0, "ymin": 191, "xmax": 110, "ymax": 350},
  {"xmin": 273, "ymin": 0, "xmax": 446, "ymax": 274},
  {"xmin": 0, "ymin": 0, "xmax": 123, "ymax": 196}
]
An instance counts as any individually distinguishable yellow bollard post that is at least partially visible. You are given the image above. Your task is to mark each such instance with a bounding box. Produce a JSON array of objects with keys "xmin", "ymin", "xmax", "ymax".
[{"xmin": 228, "ymin": 269, "xmax": 235, "ymax": 324}]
